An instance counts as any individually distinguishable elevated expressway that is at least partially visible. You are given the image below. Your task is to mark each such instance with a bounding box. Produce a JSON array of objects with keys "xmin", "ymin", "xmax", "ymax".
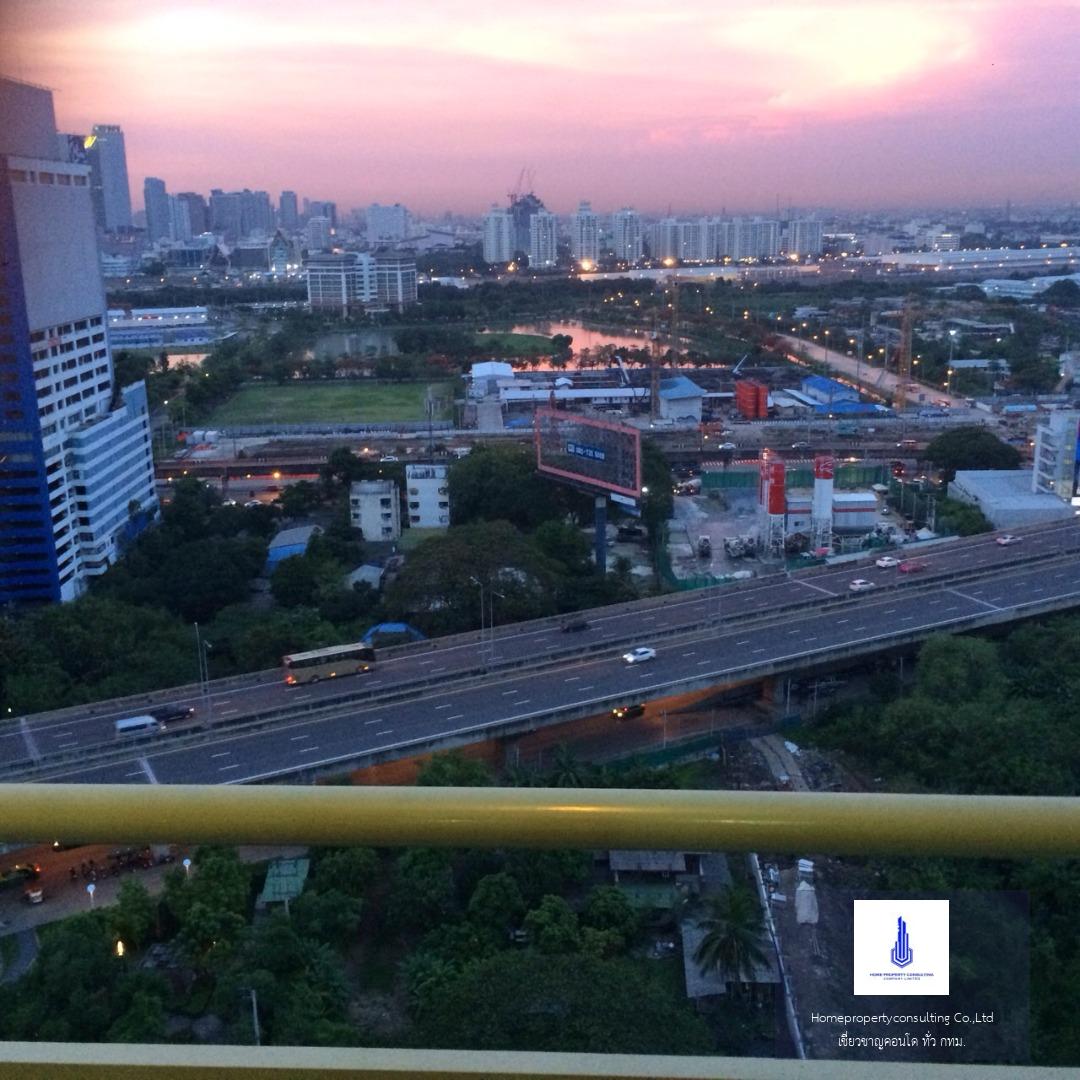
[{"xmin": 3, "ymin": 521, "xmax": 1079, "ymax": 786}]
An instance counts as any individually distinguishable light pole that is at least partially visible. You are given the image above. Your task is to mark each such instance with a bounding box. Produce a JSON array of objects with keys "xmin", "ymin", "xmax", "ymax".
[
  {"xmin": 469, "ymin": 577, "xmax": 486, "ymax": 670},
  {"xmin": 194, "ymin": 623, "xmax": 213, "ymax": 727}
]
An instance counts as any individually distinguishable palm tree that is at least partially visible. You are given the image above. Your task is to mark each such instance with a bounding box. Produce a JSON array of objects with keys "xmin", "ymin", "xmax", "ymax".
[{"xmin": 692, "ymin": 886, "xmax": 770, "ymax": 993}]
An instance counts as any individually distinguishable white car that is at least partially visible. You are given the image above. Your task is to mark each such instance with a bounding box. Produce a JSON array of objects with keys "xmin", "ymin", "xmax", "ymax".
[
  {"xmin": 875, "ymin": 556, "xmax": 900, "ymax": 568},
  {"xmin": 849, "ymin": 579, "xmax": 875, "ymax": 593},
  {"xmin": 995, "ymin": 534, "xmax": 1021, "ymax": 546},
  {"xmin": 718, "ymin": 442, "xmax": 737, "ymax": 451},
  {"xmin": 622, "ymin": 647, "xmax": 657, "ymax": 664}
]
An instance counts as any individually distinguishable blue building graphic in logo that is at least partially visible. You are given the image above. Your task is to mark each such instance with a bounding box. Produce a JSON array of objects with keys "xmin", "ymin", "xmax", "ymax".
[{"xmin": 890, "ymin": 915, "xmax": 913, "ymax": 968}]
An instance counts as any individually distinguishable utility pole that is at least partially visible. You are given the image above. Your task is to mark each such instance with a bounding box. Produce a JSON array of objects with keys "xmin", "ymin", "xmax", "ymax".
[{"xmin": 194, "ymin": 623, "xmax": 213, "ymax": 727}]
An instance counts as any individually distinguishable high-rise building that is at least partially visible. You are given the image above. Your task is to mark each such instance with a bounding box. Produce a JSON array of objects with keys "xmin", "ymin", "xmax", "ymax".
[
  {"xmin": 1033, "ymin": 411, "xmax": 1080, "ymax": 501},
  {"xmin": 0, "ymin": 78, "xmax": 157, "ymax": 605},
  {"xmin": 209, "ymin": 189, "xmax": 242, "ymax": 239},
  {"xmin": 482, "ymin": 205, "xmax": 513, "ymax": 264},
  {"xmin": 143, "ymin": 176, "xmax": 171, "ymax": 241},
  {"xmin": 568, "ymin": 200, "xmax": 599, "ymax": 266},
  {"xmin": 86, "ymin": 123, "xmax": 132, "ymax": 232},
  {"xmin": 374, "ymin": 252, "xmax": 418, "ymax": 310},
  {"xmin": 528, "ymin": 210, "xmax": 558, "ymax": 269},
  {"xmin": 279, "ymin": 190, "xmax": 299, "ymax": 230},
  {"xmin": 367, "ymin": 202, "xmax": 410, "ymax": 243},
  {"xmin": 168, "ymin": 196, "xmax": 192, "ymax": 242},
  {"xmin": 176, "ymin": 192, "xmax": 208, "ymax": 234},
  {"xmin": 509, "ymin": 192, "xmax": 545, "ymax": 255},
  {"xmin": 306, "ymin": 200, "xmax": 337, "ymax": 227},
  {"xmin": 610, "ymin": 208, "xmax": 643, "ymax": 264},
  {"xmin": 649, "ymin": 218, "xmax": 681, "ymax": 261},
  {"xmin": 784, "ymin": 219, "xmax": 823, "ymax": 258},
  {"xmin": 306, "ymin": 215, "xmax": 332, "ymax": 252},
  {"xmin": 241, "ymin": 189, "xmax": 273, "ymax": 236}
]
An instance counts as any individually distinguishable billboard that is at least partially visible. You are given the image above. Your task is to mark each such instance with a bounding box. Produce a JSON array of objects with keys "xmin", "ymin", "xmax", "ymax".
[{"xmin": 534, "ymin": 409, "xmax": 642, "ymax": 499}]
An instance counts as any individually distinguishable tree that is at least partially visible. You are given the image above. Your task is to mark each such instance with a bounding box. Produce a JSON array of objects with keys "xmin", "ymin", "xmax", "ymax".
[
  {"xmin": 447, "ymin": 446, "xmax": 565, "ymax": 530},
  {"xmin": 310, "ymin": 847, "xmax": 379, "ymax": 897},
  {"xmin": 386, "ymin": 848, "xmax": 457, "ymax": 932},
  {"xmin": 270, "ymin": 555, "xmax": 323, "ymax": 608},
  {"xmin": 692, "ymin": 886, "xmax": 770, "ymax": 992},
  {"xmin": 926, "ymin": 426, "xmax": 1021, "ymax": 480},
  {"xmin": 109, "ymin": 878, "xmax": 157, "ymax": 950},
  {"xmin": 291, "ymin": 888, "xmax": 362, "ymax": 947},
  {"xmin": 531, "ymin": 520, "xmax": 591, "ymax": 577},
  {"xmin": 582, "ymin": 886, "xmax": 639, "ymax": 942},
  {"xmin": 523, "ymin": 895, "xmax": 581, "ymax": 954},
  {"xmin": 419, "ymin": 952, "xmax": 713, "ymax": 1054},
  {"xmin": 468, "ymin": 872, "xmax": 526, "ymax": 934},
  {"xmin": 278, "ymin": 480, "xmax": 322, "ymax": 519},
  {"xmin": 107, "ymin": 990, "xmax": 166, "ymax": 1043},
  {"xmin": 504, "ymin": 849, "xmax": 590, "ymax": 906},
  {"xmin": 417, "ymin": 751, "xmax": 493, "ymax": 787},
  {"xmin": 914, "ymin": 634, "xmax": 1006, "ymax": 707}
]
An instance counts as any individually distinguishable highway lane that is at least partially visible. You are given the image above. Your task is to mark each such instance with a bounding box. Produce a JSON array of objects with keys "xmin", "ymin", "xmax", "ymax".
[
  {"xmin": 6, "ymin": 519, "xmax": 1080, "ymax": 767},
  {"xmin": 36, "ymin": 553, "xmax": 1080, "ymax": 786}
]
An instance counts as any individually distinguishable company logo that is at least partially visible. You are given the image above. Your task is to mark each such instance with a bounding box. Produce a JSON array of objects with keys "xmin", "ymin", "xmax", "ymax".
[
  {"xmin": 854, "ymin": 899, "xmax": 949, "ymax": 996},
  {"xmin": 890, "ymin": 916, "xmax": 913, "ymax": 968}
]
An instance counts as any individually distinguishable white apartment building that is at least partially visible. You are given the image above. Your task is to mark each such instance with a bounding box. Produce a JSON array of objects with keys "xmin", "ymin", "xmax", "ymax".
[
  {"xmin": 405, "ymin": 464, "xmax": 450, "ymax": 528},
  {"xmin": 374, "ymin": 253, "xmax": 418, "ymax": 310},
  {"xmin": 528, "ymin": 210, "xmax": 558, "ymax": 269},
  {"xmin": 482, "ymin": 206, "xmax": 514, "ymax": 264},
  {"xmin": 568, "ymin": 201, "xmax": 599, "ymax": 265},
  {"xmin": 367, "ymin": 202, "xmax": 410, "ymax": 243},
  {"xmin": 784, "ymin": 219, "xmax": 824, "ymax": 258},
  {"xmin": 1033, "ymin": 411, "xmax": 1080, "ymax": 502},
  {"xmin": 610, "ymin": 208, "xmax": 643, "ymax": 264},
  {"xmin": 306, "ymin": 215, "xmax": 332, "ymax": 252},
  {"xmin": 350, "ymin": 479, "xmax": 401, "ymax": 540},
  {"xmin": 306, "ymin": 252, "xmax": 417, "ymax": 315}
]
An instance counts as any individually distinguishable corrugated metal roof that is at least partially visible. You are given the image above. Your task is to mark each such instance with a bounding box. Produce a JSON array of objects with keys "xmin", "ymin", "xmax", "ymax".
[{"xmin": 659, "ymin": 375, "xmax": 705, "ymax": 400}]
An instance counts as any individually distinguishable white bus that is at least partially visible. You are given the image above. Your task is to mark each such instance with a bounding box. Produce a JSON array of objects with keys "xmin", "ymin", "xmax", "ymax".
[
  {"xmin": 282, "ymin": 643, "xmax": 377, "ymax": 686},
  {"xmin": 115, "ymin": 715, "xmax": 165, "ymax": 737}
]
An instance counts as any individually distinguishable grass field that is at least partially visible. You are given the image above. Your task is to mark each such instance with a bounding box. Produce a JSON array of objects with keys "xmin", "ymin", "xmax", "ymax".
[
  {"xmin": 205, "ymin": 381, "xmax": 454, "ymax": 426},
  {"xmin": 474, "ymin": 331, "xmax": 553, "ymax": 356}
]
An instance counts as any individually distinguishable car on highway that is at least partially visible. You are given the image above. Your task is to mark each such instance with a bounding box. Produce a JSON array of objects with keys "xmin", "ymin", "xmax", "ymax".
[
  {"xmin": 718, "ymin": 442, "xmax": 737, "ymax": 451},
  {"xmin": 379, "ymin": 455, "xmax": 400, "ymax": 463},
  {"xmin": 875, "ymin": 556, "xmax": 900, "ymax": 568},
  {"xmin": 996, "ymin": 534, "xmax": 1021, "ymax": 546},
  {"xmin": 150, "ymin": 705, "xmax": 197, "ymax": 726},
  {"xmin": 880, "ymin": 506, "xmax": 891, "ymax": 515},
  {"xmin": 848, "ymin": 579, "xmax": 875, "ymax": 593},
  {"xmin": 244, "ymin": 500, "xmax": 262, "ymax": 508},
  {"xmin": 611, "ymin": 703, "xmax": 645, "ymax": 720},
  {"xmin": 898, "ymin": 560, "xmax": 928, "ymax": 574},
  {"xmin": 622, "ymin": 647, "xmax": 657, "ymax": 664},
  {"xmin": 560, "ymin": 618, "xmax": 590, "ymax": 633}
]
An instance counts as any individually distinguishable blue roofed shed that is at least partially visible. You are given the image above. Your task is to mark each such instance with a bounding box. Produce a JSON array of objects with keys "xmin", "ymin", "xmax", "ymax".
[
  {"xmin": 266, "ymin": 524, "xmax": 322, "ymax": 572},
  {"xmin": 658, "ymin": 375, "xmax": 705, "ymax": 422},
  {"xmin": 801, "ymin": 374, "xmax": 859, "ymax": 406}
]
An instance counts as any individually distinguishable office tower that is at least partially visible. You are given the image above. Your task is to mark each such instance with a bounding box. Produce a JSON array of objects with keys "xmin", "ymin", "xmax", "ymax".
[
  {"xmin": 306, "ymin": 215, "xmax": 332, "ymax": 252},
  {"xmin": 374, "ymin": 252, "xmax": 418, "ymax": 309},
  {"xmin": 611, "ymin": 207, "xmax": 643, "ymax": 264},
  {"xmin": 209, "ymin": 189, "xmax": 242, "ymax": 239},
  {"xmin": 482, "ymin": 205, "xmax": 513, "ymax": 264},
  {"xmin": 168, "ymin": 196, "xmax": 192, "ymax": 242},
  {"xmin": 306, "ymin": 200, "xmax": 337, "ymax": 227},
  {"xmin": 176, "ymin": 192, "xmax": 208, "ymax": 234},
  {"xmin": 143, "ymin": 176, "xmax": 171, "ymax": 241},
  {"xmin": 0, "ymin": 78, "xmax": 158, "ymax": 605},
  {"xmin": 528, "ymin": 210, "xmax": 558, "ymax": 269},
  {"xmin": 279, "ymin": 190, "xmax": 299, "ymax": 230},
  {"xmin": 569, "ymin": 200, "xmax": 599, "ymax": 265},
  {"xmin": 85, "ymin": 123, "xmax": 132, "ymax": 232},
  {"xmin": 367, "ymin": 202, "xmax": 410, "ymax": 243},
  {"xmin": 241, "ymin": 189, "xmax": 273, "ymax": 236}
]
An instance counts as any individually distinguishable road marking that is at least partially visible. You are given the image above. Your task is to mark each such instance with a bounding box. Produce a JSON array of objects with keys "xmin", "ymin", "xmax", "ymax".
[
  {"xmin": 217, "ymin": 707, "xmax": 238, "ymax": 715},
  {"xmin": 564, "ymin": 676, "xmax": 580, "ymax": 682},
  {"xmin": 902, "ymin": 615, "xmax": 916, "ymax": 621},
  {"xmin": 140, "ymin": 758, "xmax": 158, "ymax": 784},
  {"xmin": 57, "ymin": 741, "xmax": 78, "ymax": 749},
  {"xmin": 211, "ymin": 751, "xmax": 231, "ymax": 759},
  {"xmin": 515, "ymin": 699, "xmax": 531, "ymax": 704},
  {"xmin": 805, "ymin": 637, "xmax": 817, "ymax": 643},
  {"xmin": 297, "ymin": 746, "xmax": 321, "ymax": 754},
  {"xmin": 219, "ymin": 764, "xmax": 241, "ymax": 772},
  {"xmin": 19, "ymin": 718, "xmax": 41, "ymax": 763},
  {"xmin": 799, "ymin": 581, "xmax": 836, "ymax": 596},
  {"xmin": 945, "ymin": 606, "xmax": 958, "ymax": 612},
  {"xmin": 753, "ymin": 648, "xmax": 765, "ymax": 654},
  {"xmin": 836, "ymin": 619, "xmax": 850, "ymax": 625},
  {"xmin": 579, "ymin": 685, "xmax": 595, "ymax": 690},
  {"xmin": 54, "ymin": 730, "xmax": 73, "ymax": 737},
  {"xmin": 435, "ymin": 704, "xmax": 451, "ymax": 710},
  {"xmin": 289, "ymin": 735, "xmax": 310, "ymax": 741},
  {"xmin": 681, "ymin": 651, "xmax": 696, "ymax": 657},
  {"xmin": 698, "ymin": 661, "xmax": 710, "ymax": 666},
  {"xmin": 787, "ymin": 630, "xmax": 799, "ymax": 635},
  {"xmin": 851, "ymin": 626, "xmax": 866, "ymax": 632},
  {"xmin": 431, "ymin": 667, "xmax": 447, "ymax": 673},
  {"xmin": 502, "ymin": 690, "xmax": 519, "ymax": 695},
  {"xmin": 294, "ymin": 694, "xmax": 313, "ymax": 701},
  {"xmin": 447, "ymin": 714, "xmax": 464, "ymax": 720},
  {"xmin": 125, "ymin": 770, "xmax": 145, "ymax": 778},
  {"xmin": 884, "ymin": 609, "xmax": 896, "ymax": 615},
  {"xmin": 375, "ymin": 730, "xmax": 393, "ymax": 737},
  {"xmin": 419, "ymin": 659, "xmax": 434, "ymax": 665}
]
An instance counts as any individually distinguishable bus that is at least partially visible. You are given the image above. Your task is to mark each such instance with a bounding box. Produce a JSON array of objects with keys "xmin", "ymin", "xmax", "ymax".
[{"xmin": 282, "ymin": 643, "xmax": 377, "ymax": 686}]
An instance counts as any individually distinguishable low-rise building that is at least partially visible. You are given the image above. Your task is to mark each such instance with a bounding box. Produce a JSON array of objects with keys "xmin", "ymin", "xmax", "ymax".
[
  {"xmin": 950, "ymin": 469, "xmax": 1075, "ymax": 528},
  {"xmin": 350, "ymin": 480, "xmax": 401, "ymax": 540},
  {"xmin": 658, "ymin": 376, "xmax": 705, "ymax": 423},
  {"xmin": 404, "ymin": 464, "xmax": 450, "ymax": 528}
]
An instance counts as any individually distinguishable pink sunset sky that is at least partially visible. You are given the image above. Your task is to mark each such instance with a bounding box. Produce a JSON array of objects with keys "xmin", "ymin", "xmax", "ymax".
[{"xmin": 3, "ymin": 0, "xmax": 1078, "ymax": 215}]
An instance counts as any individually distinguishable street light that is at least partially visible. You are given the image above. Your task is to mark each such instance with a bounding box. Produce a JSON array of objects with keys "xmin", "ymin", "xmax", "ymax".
[{"xmin": 194, "ymin": 623, "xmax": 214, "ymax": 727}]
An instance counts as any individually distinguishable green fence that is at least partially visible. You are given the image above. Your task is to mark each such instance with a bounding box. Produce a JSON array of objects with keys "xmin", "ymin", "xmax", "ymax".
[{"xmin": 702, "ymin": 463, "xmax": 889, "ymax": 490}]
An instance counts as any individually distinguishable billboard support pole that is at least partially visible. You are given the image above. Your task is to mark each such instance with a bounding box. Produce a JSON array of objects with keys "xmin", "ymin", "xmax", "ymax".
[{"xmin": 594, "ymin": 495, "xmax": 607, "ymax": 574}]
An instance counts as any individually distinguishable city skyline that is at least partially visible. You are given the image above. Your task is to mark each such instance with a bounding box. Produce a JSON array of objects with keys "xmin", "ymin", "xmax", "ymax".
[{"xmin": 3, "ymin": 0, "xmax": 1079, "ymax": 215}]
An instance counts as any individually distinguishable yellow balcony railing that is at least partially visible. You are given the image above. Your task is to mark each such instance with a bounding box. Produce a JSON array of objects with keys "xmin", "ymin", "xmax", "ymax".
[{"xmin": 2, "ymin": 783, "xmax": 1078, "ymax": 1079}]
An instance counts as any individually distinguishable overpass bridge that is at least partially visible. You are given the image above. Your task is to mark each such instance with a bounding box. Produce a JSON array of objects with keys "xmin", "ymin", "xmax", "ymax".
[{"xmin": 3, "ymin": 521, "xmax": 1078, "ymax": 786}]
